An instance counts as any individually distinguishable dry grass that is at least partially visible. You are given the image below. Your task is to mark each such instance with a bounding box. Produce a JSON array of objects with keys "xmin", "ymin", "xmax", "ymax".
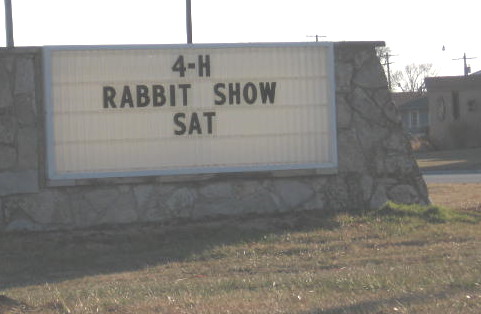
[
  {"xmin": 429, "ymin": 183, "xmax": 481, "ymax": 212},
  {"xmin": 1, "ymin": 192, "xmax": 481, "ymax": 313}
]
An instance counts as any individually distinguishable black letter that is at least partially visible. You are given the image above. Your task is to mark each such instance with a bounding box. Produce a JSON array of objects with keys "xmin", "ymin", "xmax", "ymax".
[
  {"xmin": 243, "ymin": 82, "xmax": 257, "ymax": 104},
  {"xmin": 203, "ymin": 111, "xmax": 216, "ymax": 134},
  {"xmin": 260, "ymin": 82, "xmax": 277, "ymax": 104},
  {"xmin": 189, "ymin": 112, "xmax": 202, "ymax": 134},
  {"xmin": 103, "ymin": 86, "xmax": 116, "ymax": 108},
  {"xmin": 152, "ymin": 85, "xmax": 166, "ymax": 107},
  {"xmin": 120, "ymin": 86, "xmax": 134, "ymax": 108},
  {"xmin": 172, "ymin": 55, "xmax": 186, "ymax": 77},
  {"xmin": 173, "ymin": 113, "xmax": 186, "ymax": 135},
  {"xmin": 136, "ymin": 85, "xmax": 150, "ymax": 107},
  {"xmin": 214, "ymin": 83, "xmax": 226, "ymax": 105},
  {"xmin": 178, "ymin": 84, "xmax": 191, "ymax": 106},
  {"xmin": 198, "ymin": 55, "xmax": 210, "ymax": 77},
  {"xmin": 229, "ymin": 83, "xmax": 241, "ymax": 104},
  {"xmin": 169, "ymin": 85, "xmax": 176, "ymax": 106}
]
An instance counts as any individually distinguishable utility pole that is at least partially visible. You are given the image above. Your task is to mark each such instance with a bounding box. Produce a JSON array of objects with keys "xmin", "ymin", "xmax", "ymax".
[
  {"xmin": 186, "ymin": 0, "xmax": 193, "ymax": 44},
  {"xmin": 453, "ymin": 53, "xmax": 476, "ymax": 76},
  {"xmin": 382, "ymin": 52, "xmax": 397, "ymax": 90},
  {"xmin": 307, "ymin": 35, "xmax": 326, "ymax": 42},
  {"xmin": 4, "ymin": 0, "xmax": 14, "ymax": 47}
]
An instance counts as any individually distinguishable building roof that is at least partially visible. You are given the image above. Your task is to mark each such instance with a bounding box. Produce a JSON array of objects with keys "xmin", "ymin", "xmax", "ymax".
[
  {"xmin": 391, "ymin": 92, "xmax": 426, "ymax": 108},
  {"xmin": 425, "ymin": 74, "xmax": 481, "ymax": 90},
  {"xmin": 391, "ymin": 92, "xmax": 428, "ymax": 111}
]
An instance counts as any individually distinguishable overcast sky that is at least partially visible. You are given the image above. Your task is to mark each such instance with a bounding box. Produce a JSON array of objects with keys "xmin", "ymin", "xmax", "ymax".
[{"xmin": 1, "ymin": 0, "xmax": 479, "ymax": 77}]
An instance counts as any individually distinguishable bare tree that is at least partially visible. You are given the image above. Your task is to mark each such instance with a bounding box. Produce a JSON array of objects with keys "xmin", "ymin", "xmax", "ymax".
[
  {"xmin": 376, "ymin": 46, "xmax": 391, "ymax": 66},
  {"xmin": 393, "ymin": 63, "xmax": 436, "ymax": 93}
]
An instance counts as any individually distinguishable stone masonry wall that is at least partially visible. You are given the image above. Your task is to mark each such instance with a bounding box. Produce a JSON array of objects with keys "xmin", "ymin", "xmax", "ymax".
[{"xmin": 0, "ymin": 43, "xmax": 429, "ymax": 232}]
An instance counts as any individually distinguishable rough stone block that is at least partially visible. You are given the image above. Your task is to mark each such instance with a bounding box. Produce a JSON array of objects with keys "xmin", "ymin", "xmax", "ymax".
[
  {"xmin": 388, "ymin": 184, "xmax": 428, "ymax": 205},
  {"xmin": 350, "ymin": 87, "xmax": 383, "ymax": 122},
  {"xmin": 14, "ymin": 58, "xmax": 35, "ymax": 94},
  {"xmin": 193, "ymin": 199, "xmax": 244, "ymax": 218},
  {"xmin": 84, "ymin": 187, "xmax": 120, "ymax": 210},
  {"xmin": 3, "ymin": 190, "xmax": 70, "ymax": 225},
  {"xmin": 360, "ymin": 175, "xmax": 374, "ymax": 201},
  {"xmin": 69, "ymin": 194, "xmax": 99, "ymax": 228},
  {"xmin": 100, "ymin": 190, "xmax": 138, "ymax": 224},
  {"xmin": 0, "ymin": 64, "xmax": 13, "ymax": 109},
  {"xmin": 1, "ymin": 55, "xmax": 15, "ymax": 73},
  {"xmin": 378, "ymin": 154, "xmax": 417, "ymax": 176},
  {"xmin": 0, "ymin": 170, "xmax": 39, "ymax": 196},
  {"xmin": 351, "ymin": 113, "xmax": 389, "ymax": 150},
  {"xmin": 374, "ymin": 89, "xmax": 401, "ymax": 125},
  {"xmin": 325, "ymin": 177, "xmax": 350, "ymax": 210},
  {"xmin": 301, "ymin": 193, "xmax": 325, "ymax": 211},
  {"xmin": 14, "ymin": 94, "xmax": 37, "ymax": 126},
  {"xmin": 6, "ymin": 219, "xmax": 40, "ymax": 232},
  {"xmin": 232, "ymin": 180, "xmax": 264, "ymax": 198},
  {"xmin": 0, "ymin": 198, "xmax": 3, "ymax": 226},
  {"xmin": 166, "ymin": 188, "xmax": 197, "ymax": 218},
  {"xmin": 0, "ymin": 145, "xmax": 17, "ymax": 170},
  {"xmin": 352, "ymin": 57, "xmax": 387, "ymax": 89},
  {"xmin": 337, "ymin": 130, "xmax": 366, "ymax": 172},
  {"xmin": 383, "ymin": 132, "xmax": 410, "ymax": 153},
  {"xmin": 199, "ymin": 182, "xmax": 233, "ymax": 199},
  {"xmin": 335, "ymin": 96, "xmax": 352, "ymax": 129},
  {"xmin": 415, "ymin": 177, "xmax": 430, "ymax": 205},
  {"xmin": 133, "ymin": 184, "xmax": 154, "ymax": 208},
  {"xmin": 370, "ymin": 184, "xmax": 388, "ymax": 209},
  {"xmin": 141, "ymin": 199, "xmax": 170, "ymax": 222},
  {"xmin": 335, "ymin": 62, "xmax": 353, "ymax": 93},
  {"xmin": 236, "ymin": 191, "xmax": 278, "ymax": 214},
  {"xmin": 17, "ymin": 127, "xmax": 38, "ymax": 169},
  {"xmin": 0, "ymin": 116, "xmax": 16, "ymax": 144},
  {"xmin": 353, "ymin": 49, "xmax": 373, "ymax": 69},
  {"xmin": 274, "ymin": 180, "xmax": 314, "ymax": 209}
]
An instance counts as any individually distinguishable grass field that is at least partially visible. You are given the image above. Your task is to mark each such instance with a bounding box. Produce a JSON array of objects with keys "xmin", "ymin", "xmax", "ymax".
[
  {"xmin": 1, "ymin": 148, "xmax": 481, "ymax": 313},
  {"xmin": 1, "ymin": 186, "xmax": 481, "ymax": 313}
]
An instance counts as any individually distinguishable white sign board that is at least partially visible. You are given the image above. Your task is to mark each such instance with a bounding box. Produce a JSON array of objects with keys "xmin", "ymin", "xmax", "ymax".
[{"xmin": 43, "ymin": 43, "xmax": 337, "ymax": 180}]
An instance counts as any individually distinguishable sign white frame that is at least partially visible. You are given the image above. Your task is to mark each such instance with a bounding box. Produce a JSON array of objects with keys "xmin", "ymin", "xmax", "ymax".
[{"xmin": 43, "ymin": 42, "xmax": 337, "ymax": 180}]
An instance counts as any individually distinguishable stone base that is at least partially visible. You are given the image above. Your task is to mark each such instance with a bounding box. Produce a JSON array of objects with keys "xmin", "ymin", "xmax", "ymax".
[{"xmin": 0, "ymin": 43, "xmax": 429, "ymax": 232}]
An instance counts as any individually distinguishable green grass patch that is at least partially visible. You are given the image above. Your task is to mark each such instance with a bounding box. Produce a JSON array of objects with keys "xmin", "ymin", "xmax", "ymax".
[{"xmin": 375, "ymin": 201, "xmax": 479, "ymax": 223}]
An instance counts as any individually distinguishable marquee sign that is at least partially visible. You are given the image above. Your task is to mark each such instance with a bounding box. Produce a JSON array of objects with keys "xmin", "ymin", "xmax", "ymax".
[{"xmin": 43, "ymin": 43, "xmax": 337, "ymax": 180}]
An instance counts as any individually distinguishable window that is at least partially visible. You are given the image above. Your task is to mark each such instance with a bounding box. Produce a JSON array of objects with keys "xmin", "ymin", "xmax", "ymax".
[
  {"xmin": 409, "ymin": 110, "xmax": 419, "ymax": 128},
  {"xmin": 452, "ymin": 91, "xmax": 460, "ymax": 120},
  {"xmin": 468, "ymin": 99, "xmax": 476, "ymax": 112}
]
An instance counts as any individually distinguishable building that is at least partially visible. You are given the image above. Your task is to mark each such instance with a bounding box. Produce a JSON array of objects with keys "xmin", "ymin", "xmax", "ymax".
[
  {"xmin": 392, "ymin": 92, "xmax": 429, "ymax": 135},
  {"xmin": 425, "ymin": 75, "xmax": 481, "ymax": 149}
]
